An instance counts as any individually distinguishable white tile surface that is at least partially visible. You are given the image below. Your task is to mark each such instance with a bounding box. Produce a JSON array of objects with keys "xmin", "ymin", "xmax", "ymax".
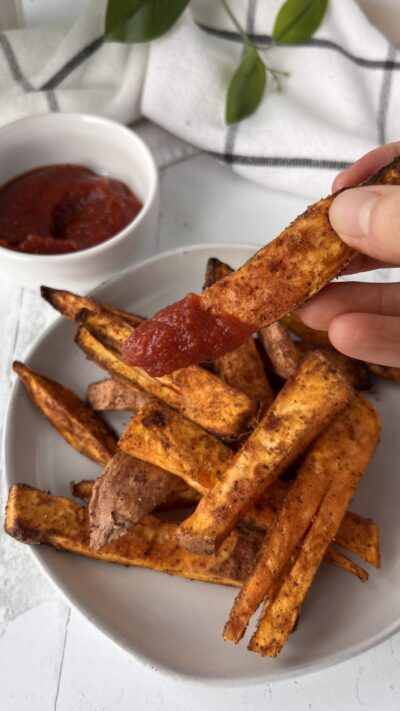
[{"xmin": 1, "ymin": 152, "xmax": 400, "ymax": 710}]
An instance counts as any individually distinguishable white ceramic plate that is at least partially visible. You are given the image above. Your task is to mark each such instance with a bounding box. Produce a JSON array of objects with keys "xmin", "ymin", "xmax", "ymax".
[{"xmin": 4, "ymin": 244, "xmax": 400, "ymax": 686}]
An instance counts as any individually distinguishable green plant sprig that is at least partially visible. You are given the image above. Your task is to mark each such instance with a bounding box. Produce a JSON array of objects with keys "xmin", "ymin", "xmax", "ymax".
[{"xmin": 104, "ymin": 0, "xmax": 329, "ymax": 125}]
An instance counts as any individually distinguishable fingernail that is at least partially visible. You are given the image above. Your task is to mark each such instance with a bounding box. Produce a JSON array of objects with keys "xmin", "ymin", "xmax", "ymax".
[{"xmin": 329, "ymin": 188, "xmax": 380, "ymax": 242}]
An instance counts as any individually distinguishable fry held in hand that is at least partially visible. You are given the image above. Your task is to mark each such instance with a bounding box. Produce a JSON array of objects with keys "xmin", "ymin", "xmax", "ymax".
[
  {"xmin": 205, "ymin": 258, "xmax": 273, "ymax": 405},
  {"xmin": 123, "ymin": 158, "xmax": 400, "ymax": 377},
  {"xmin": 201, "ymin": 158, "xmax": 400, "ymax": 328}
]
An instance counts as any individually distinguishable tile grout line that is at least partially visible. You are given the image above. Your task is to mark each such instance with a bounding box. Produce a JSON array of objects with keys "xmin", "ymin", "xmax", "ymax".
[{"xmin": 53, "ymin": 607, "xmax": 71, "ymax": 711}]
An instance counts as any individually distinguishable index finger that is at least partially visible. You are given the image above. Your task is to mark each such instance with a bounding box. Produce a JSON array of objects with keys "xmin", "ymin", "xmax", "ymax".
[{"xmin": 333, "ymin": 142, "xmax": 400, "ymax": 192}]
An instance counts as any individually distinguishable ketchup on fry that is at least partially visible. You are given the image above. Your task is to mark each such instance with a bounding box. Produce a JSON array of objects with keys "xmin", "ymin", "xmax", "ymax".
[
  {"xmin": 122, "ymin": 292, "xmax": 254, "ymax": 376},
  {"xmin": 0, "ymin": 164, "xmax": 142, "ymax": 255}
]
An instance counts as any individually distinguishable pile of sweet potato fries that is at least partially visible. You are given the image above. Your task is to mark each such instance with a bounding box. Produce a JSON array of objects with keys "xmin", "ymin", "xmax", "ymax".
[{"xmin": 6, "ymin": 157, "xmax": 400, "ymax": 657}]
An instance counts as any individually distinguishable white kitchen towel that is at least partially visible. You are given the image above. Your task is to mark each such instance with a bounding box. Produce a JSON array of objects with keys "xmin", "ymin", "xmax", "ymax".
[{"xmin": 0, "ymin": 0, "xmax": 399, "ymax": 198}]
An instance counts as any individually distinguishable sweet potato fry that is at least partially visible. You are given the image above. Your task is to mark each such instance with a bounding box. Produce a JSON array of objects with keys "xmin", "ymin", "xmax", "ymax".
[
  {"xmin": 177, "ymin": 352, "xmax": 354, "ymax": 555},
  {"xmin": 282, "ymin": 313, "xmax": 400, "ymax": 386},
  {"xmin": 324, "ymin": 546, "xmax": 368, "ymax": 583},
  {"xmin": 203, "ymin": 257, "xmax": 233, "ymax": 289},
  {"xmin": 76, "ymin": 307, "xmax": 261, "ymax": 438},
  {"xmin": 201, "ymin": 158, "xmax": 400, "ymax": 328},
  {"xmin": 118, "ymin": 403, "xmax": 287, "ymax": 534},
  {"xmin": 77, "ymin": 308, "xmax": 133, "ymax": 352},
  {"xmin": 281, "ymin": 313, "xmax": 331, "ymax": 347},
  {"xmin": 367, "ymin": 363, "xmax": 400, "ymax": 384},
  {"xmin": 259, "ymin": 322, "xmax": 300, "ymax": 380},
  {"xmin": 5, "ymin": 484, "xmax": 263, "ymax": 587},
  {"xmin": 72, "ymin": 476, "xmax": 201, "ymax": 509},
  {"xmin": 40, "ymin": 286, "xmax": 143, "ymax": 326},
  {"xmin": 76, "ymin": 326, "xmax": 258, "ymax": 439},
  {"xmin": 213, "ymin": 342, "xmax": 274, "ymax": 406},
  {"xmin": 88, "ymin": 452, "xmax": 178, "ymax": 549},
  {"xmin": 248, "ymin": 396, "xmax": 380, "ymax": 657},
  {"xmin": 259, "ymin": 315, "xmax": 370, "ymax": 390},
  {"xmin": 296, "ymin": 342, "xmax": 371, "ymax": 390},
  {"xmin": 70, "ymin": 473, "xmax": 380, "ymax": 568},
  {"xmin": 204, "ymin": 259, "xmax": 273, "ymax": 405},
  {"xmin": 223, "ymin": 398, "xmax": 372, "ymax": 643},
  {"xmin": 71, "ymin": 479, "xmax": 94, "ymax": 501},
  {"xmin": 334, "ymin": 511, "xmax": 380, "ymax": 568},
  {"xmin": 13, "ymin": 361, "xmax": 117, "ymax": 465},
  {"xmin": 119, "ymin": 402, "xmax": 233, "ymax": 493},
  {"xmin": 86, "ymin": 379, "xmax": 152, "ymax": 412}
]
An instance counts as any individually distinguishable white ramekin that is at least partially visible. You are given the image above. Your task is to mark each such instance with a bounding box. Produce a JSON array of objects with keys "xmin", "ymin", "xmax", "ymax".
[{"xmin": 0, "ymin": 113, "xmax": 159, "ymax": 290}]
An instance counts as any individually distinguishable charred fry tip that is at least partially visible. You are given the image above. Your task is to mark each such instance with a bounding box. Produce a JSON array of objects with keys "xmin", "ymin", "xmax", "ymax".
[
  {"xmin": 75, "ymin": 307, "xmax": 95, "ymax": 324},
  {"xmin": 40, "ymin": 285, "xmax": 54, "ymax": 302},
  {"xmin": 12, "ymin": 360, "xmax": 25, "ymax": 375}
]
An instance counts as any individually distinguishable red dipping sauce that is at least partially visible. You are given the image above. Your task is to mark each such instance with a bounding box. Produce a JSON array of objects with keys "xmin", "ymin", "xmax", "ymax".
[
  {"xmin": 122, "ymin": 292, "xmax": 254, "ymax": 376},
  {"xmin": 0, "ymin": 164, "xmax": 142, "ymax": 255}
]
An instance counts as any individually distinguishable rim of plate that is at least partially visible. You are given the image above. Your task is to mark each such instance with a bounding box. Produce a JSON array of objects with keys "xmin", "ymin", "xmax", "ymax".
[{"xmin": 3, "ymin": 242, "xmax": 400, "ymax": 687}]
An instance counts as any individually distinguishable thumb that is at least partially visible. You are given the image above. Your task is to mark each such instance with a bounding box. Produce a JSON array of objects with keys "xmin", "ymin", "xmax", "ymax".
[{"xmin": 329, "ymin": 185, "xmax": 400, "ymax": 264}]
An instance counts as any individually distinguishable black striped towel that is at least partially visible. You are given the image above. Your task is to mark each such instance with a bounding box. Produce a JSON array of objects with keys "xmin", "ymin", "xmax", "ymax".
[{"xmin": 0, "ymin": 0, "xmax": 398, "ymax": 198}]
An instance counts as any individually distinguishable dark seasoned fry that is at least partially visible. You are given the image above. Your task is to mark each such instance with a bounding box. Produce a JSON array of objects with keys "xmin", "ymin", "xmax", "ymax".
[
  {"xmin": 334, "ymin": 511, "xmax": 380, "ymax": 568},
  {"xmin": 324, "ymin": 546, "xmax": 368, "ymax": 582},
  {"xmin": 71, "ymin": 479, "xmax": 94, "ymax": 501},
  {"xmin": 88, "ymin": 452, "xmax": 178, "ymax": 549},
  {"xmin": 213, "ymin": 342, "xmax": 274, "ymax": 405},
  {"xmin": 5, "ymin": 484, "xmax": 263, "ymax": 587},
  {"xmin": 201, "ymin": 159, "xmax": 400, "ymax": 329},
  {"xmin": 77, "ymin": 308, "xmax": 133, "ymax": 352},
  {"xmin": 40, "ymin": 286, "xmax": 144, "ymax": 326},
  {"xmin": 177, "ymin": 352, "xmax": 354, "ymax": 555},
  {"xmin": 367, "ymin": 363, "xmax": 400, "ymax": 384},
  {"xmin": 248, "ymin": 396, "xmax": 380, "ymax": 657},
  {"xmin": 13, "ymin": 361, "xmax": 117, "ymax": 465},
  {"xmin": 72, "ymin": 476, "xmax": 201, "ymax": 510},
  {"xmin": 76, "ymin": 326, "xmax": 258, "ymax": 440},
  {"xmin": 86, "ymin": 379, "xmax": 152, "ymax": 412},
  {"xmin": 259, "ymin": 322, "xmax": 300, "ymax": 380},
  {"xmin": 203, "ymin": 257, "xmax": 233, "ymax": 289}
]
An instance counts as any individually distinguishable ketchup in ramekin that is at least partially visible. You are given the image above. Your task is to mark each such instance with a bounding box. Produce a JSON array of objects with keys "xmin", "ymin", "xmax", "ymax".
[{"xmin": 0, "ymin": 164, "xmax": 142, "ymax": 255}]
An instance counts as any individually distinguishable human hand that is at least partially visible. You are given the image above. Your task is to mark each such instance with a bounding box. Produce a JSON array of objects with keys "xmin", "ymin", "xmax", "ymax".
[{"xmin": 298, "ymin": 142, "xmax": 400, "ymax": 368}]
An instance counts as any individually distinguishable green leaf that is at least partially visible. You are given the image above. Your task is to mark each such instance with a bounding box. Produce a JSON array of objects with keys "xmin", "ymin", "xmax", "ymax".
[
  {"xmin": 105, "ymin": 0, "xmax": 191, "ymax": 43},
  {"xmin": 225, "ymin": 48, "xmax": 266, "ymax": 125},
  {"xmin": 273, "ymin": 0, "xmax": 328, "ymax": 45}
]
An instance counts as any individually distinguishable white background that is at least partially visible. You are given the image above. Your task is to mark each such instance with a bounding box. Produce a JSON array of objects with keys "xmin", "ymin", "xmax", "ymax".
[{"xmin": 1, "ymin": 1, "xmax": 400, "ymax": 709}]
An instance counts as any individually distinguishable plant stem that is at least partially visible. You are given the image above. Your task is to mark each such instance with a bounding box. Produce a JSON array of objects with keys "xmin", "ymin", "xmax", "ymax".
[
  {"xmin": 219, "ymin": 0, "xmax": 289, "ymax": 91},
  {"xmin": 219, "ymin": 0, "xmax": 253, "ymax": 48}
]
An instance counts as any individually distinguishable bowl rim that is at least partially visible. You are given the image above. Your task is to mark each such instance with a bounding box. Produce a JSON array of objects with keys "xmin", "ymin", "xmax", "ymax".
[
  {"xmin": 3, "ymin": 242, "xmax": 400, "ymax": 687},
  {"xmin": 0, "ymin": 112, "xmax": 159, "ymax": 263}
]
